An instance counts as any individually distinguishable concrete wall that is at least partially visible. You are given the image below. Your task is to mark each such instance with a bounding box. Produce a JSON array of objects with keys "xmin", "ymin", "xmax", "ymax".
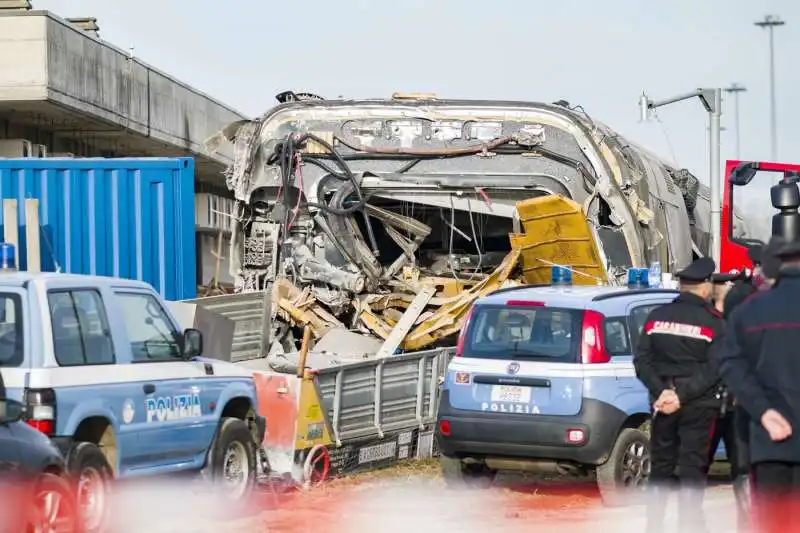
[
  {"xmin": 45, "ymin": 16, "xmax": 150, "ymax": 134},
  {"xmin": 0, "ymin": 11, "xmax": 246, "ymax": 165},
  {"xmin": 0, "ymin": 15, "xmax": 47, "ymax": 100}
]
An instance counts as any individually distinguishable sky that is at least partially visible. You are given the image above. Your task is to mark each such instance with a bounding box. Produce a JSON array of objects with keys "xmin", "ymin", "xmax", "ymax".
[{"xmin": 33, "ymin": 0, "xmax": 800, "ymax": 188}]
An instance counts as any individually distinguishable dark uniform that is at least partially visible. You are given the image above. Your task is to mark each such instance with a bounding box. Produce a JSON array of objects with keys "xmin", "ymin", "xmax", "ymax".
[
  {"xmin": 706, "ymin": 270, "xmax": 745, "ymax": 479},
  {"xmin": 710, "ymin": 237, "xmax": 784, "ymax": 530},
  {"xmin": 717, "ymin": 239, "xmax": 800, "ymax": 533},
  {"xmin": 724, "ymin": 278, "xmax": 759, "ymax": 320},
  {"xmin": 634, "ymin": 257, "xmax": 725, "ymax": 533}
]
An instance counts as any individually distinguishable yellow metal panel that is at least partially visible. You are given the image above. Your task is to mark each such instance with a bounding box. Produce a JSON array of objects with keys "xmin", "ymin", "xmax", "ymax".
[
  {"xmin": 512, "ymin": 195, "xmax": 607, "ymax": 286},
  {"xmin": 294, "ymin": 376, "xmax": 334, "ymax": 450},
  {"xmin": 402, "ymin": 247, "xmax": 521, "ymax": 350},
  {"xmin": 358, "ymin": 308, "xmax": 393, "ymax": 339}
]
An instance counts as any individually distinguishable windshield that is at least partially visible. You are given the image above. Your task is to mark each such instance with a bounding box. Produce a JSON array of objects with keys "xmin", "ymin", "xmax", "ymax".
[
  {"xmin": 0, "ymin": 293, "xmax": 23, "ymax": 367},
  {"xmin": 463, "ymin": 305, "xmax": 582, "ymax": 362},
  {"xmin": 730, "ymin": 169, "xmax": 785, "ymax": 245}
]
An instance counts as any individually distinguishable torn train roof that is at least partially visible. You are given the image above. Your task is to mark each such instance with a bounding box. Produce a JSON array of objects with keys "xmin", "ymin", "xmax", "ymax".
[{"xmin": 202, "ymin": 94, "xmax": 754, "ymax": 359}]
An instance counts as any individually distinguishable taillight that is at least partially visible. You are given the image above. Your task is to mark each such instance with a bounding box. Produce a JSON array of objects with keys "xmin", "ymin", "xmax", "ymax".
[
  {"xmin": 454, "ymin": 305, "xmax": 476, "ymax": 357},
  {"xmin": 581, "ymin": 310, "xmax": 610, "ymax": 364},
  {"xmin": 439, "ymin": 420, "xmax": 452, "ymax": 436},
  {"xmin": 23, "ymin": 388, "xmax": 56, "ymax": 436},
  {"xmin": 566, "ymin": 428, "xmax": 585, "ymax": 444},
  {"xmin": 505, "ymin": 300, "xmax": 545, "ymax": 307}
]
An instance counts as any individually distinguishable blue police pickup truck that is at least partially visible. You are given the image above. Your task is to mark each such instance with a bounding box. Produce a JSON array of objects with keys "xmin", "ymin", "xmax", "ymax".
[
  {"xmin": 0, "ymin": 272, "xmax": 265, "ymax": 532},
  {"xmin": 437, "ymin": 272, "xmax": 681, "ymax": 505}
]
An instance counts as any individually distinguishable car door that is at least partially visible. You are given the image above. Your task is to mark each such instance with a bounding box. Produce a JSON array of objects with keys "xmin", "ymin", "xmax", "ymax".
[
  {"xmin": 0, "ymin": 423, "xmax": 20, "ymax": 475},
  {"xmin": 624, "ymin": 298, "xmax": 675, "ymax": 386},
  {"xmin": 42, "ymin": 285, "xmax": 139, "ymax": 465},
  {"xmin": 112, "ymin": 288, "xmax": 217, "ymax": 471},
  {"xmin": 0, "ymin": 421, "xmax": 21, "ymax": 530},
  {"xmin": 602, "ymin": 314, "xmax": 638, "ymax": 388},
  {"xmin": 627, "ymin": 300, "xmax": 674, "ymax": 351}
]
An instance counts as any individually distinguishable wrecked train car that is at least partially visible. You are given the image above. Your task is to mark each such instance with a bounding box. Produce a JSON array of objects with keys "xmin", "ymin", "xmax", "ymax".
[{"xmin": 207, "ymin": 93, "xmax": 750, "ymax": 356}]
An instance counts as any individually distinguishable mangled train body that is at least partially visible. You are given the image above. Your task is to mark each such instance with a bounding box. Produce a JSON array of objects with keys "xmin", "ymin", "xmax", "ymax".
[{"xmin": 209, "ymin": 93, "xmax": 750, "ymax": 354}]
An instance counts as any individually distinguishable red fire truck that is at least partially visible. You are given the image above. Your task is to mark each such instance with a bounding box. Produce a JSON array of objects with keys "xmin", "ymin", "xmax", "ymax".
[{"xmin": 721, "ymin": 159, "xmax": 800, "ymax": 272}]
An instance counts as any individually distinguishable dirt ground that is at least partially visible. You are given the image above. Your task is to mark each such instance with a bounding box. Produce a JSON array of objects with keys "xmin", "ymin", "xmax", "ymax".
[{"xmin": 214, "ymin": 460, "xmax": 736, "ymax": 533}]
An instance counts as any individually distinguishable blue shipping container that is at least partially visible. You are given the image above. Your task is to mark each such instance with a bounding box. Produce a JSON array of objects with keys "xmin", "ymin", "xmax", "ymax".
[{"xmin": 0, "ymin": 157, "xmax": 196, "ymax": 300}]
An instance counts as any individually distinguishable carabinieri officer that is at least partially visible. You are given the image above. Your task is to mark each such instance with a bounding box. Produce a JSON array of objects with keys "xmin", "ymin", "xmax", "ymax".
[{"xmin": 634, "ymin": 257, "xmax": 726, "ymax": 533}]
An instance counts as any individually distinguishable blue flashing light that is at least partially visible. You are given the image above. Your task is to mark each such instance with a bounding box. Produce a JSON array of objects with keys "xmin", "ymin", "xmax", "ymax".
[
  {"xmin": 0, "ymin": 243, "xmax": 15, "ymax": 271},
  {"xmin": 551, "ymin": 265, "xmax": 573, "ymax": 286},
  {"xmin": 627, "ymin": 267, "xmax": 650, "ymax": 289}
]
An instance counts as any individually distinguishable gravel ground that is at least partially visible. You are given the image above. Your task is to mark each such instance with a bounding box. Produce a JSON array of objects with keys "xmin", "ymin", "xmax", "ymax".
[
  {"xmin": 104, "ymin": 460, "xmax": 740, "ymax": 533},
  {"xmin": 228, "ymin": 461, "xmax": 739, "ymax": 533}
]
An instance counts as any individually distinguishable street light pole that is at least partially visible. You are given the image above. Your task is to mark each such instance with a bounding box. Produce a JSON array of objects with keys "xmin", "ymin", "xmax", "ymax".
[
  {"xmin": 724, "ymin": 83, "xmax": 747, "ymax": 159},
  {"xmin": 755, "ymin": 15, "xmax": 785, "ymax": 161},
  {"xmin": 640, "ymin": 88, "xmax": 723, "ymax": 265},
  {"xmin": 708, "ymin": 89, "xmax": 722, "ymax": 264}
]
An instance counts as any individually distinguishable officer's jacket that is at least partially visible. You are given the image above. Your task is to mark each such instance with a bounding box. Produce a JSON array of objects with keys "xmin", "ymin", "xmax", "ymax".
[
  {"xmin": 717, "ymin": 268, "xmax": 800, "ymax": 464},
  {"xmin": 723, "ymin": 279, "xmax": 758, "ymax": 320},
  {"xmin": 634, "ymin": 292, "xmax": 725, "ymax": 405}
]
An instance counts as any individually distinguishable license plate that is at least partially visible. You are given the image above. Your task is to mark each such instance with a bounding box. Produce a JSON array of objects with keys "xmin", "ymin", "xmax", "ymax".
[
  {"xmin": 490, "ymin": 385, "xmax": 531, "ymax": 403},
  {"xmin": 357, "ymin": 441, "xmax": 397, "ymax": 464}
]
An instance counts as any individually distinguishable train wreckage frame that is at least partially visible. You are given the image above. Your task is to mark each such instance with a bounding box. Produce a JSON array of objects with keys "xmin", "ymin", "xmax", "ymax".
[{"xmin": 212, "ymin": 93, "xmax": 745, "ymax": 356}]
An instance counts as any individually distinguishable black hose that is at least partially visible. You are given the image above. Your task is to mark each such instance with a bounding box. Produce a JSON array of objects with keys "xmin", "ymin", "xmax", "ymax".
[
  {"xmin": 268, "ymin": 135, "xmax": 367, "ymax": 215},
  {"xmin": 304, "ymin": 152, "xmax": 458, "ymax": 161},
  {"xmin": 325, "ymin": 180, "xmax": 367, "ymax": 263},
  {"xmin": 396, "ymin": 159, "xmax": 422, "ymax": 173},
  {"xmin": 270, "ymin": 133, "xmax": 380, "ymax": 253},
  {"xmin": 303, "ymin": 157, "xmax": 346, "ymax": 179},
  {"xmin": 493, "ymin": 146, "xmax": 597, "ymax": 194}
]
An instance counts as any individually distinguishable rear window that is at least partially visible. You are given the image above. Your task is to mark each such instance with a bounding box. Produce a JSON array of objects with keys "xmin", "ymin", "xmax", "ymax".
[
  {"xmin": 463, "ymin": 305, "xmax": 582, "ymax": 362},
  {"xmin": 0, "ymin": 293, "xmax": 23, "ymax": 368}
]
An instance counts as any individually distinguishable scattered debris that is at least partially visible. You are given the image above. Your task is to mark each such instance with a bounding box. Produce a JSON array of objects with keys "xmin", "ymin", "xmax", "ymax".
[{"xmin": 207, "ymin": 93, "xmax": 752, "ymax": 366}]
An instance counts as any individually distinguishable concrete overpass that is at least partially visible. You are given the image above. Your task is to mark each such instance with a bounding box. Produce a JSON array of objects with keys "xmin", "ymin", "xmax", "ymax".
[{"xmin": 0, "ymin": 7, "xmax": 247, "ymax": 186}]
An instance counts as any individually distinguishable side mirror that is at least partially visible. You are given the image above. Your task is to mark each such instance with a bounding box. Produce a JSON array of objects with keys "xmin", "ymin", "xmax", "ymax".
[
  {"xmin": 182, "ymin": 328, "xmax": 203, "ymax": 358},
  {"xmin": 0, "ymin": 398, "xmax": 25, "ymax": 424},
  {"xmin": 729, "ymin": 162, "xmax": 760, "ymax": 186}
]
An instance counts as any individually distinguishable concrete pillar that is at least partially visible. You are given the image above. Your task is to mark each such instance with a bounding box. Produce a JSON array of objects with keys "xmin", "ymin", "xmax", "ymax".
[
  {"xmin": 0, "ymin": 0, "xmax": 32, "ymax": 10},
  {"xmin": 65, "ymin": 17, "xmax": 99, "ymax": 38}
]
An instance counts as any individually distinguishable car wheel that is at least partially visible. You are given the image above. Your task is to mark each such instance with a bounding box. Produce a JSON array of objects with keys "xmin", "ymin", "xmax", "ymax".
[
  {"xmin": 67, "ymin": 442, "xmax": 112, "ymax": 533},
  {"xmin": 596, "ymin": 428, "xmax": 651, "ymax": 507},
  {"xmin": 27, "ymin": 472, "xmax": 80, "ymax": 533},
  {"xmin": 440, "ymin": 455, "xmax": 496, "ymax": 489},
  {"xmin": 209, "ymin": 417, "xmax": 257, "ymax": 502}
]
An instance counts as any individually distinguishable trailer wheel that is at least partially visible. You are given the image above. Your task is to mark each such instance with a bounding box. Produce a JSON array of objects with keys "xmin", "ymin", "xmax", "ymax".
[{"xmin": 302, "ymin": 444, "xmax": 330, "ymax": 487}]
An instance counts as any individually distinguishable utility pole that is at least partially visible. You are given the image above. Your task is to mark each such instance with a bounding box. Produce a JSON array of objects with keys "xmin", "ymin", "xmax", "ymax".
[
  {"xmin": 755, "ymin": 15, "xmax": 785, "ymax": 161},
  {"xmin": 724, "ymin": 84, "xmax": 747, "ymax": 160},
  {"xmin": 640, "ymin": 89, "xmax": 723, "ymax": 265}
]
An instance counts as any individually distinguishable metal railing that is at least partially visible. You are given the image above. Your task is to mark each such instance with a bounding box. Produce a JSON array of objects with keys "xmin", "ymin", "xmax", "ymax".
[{"xmin": 314, "ymin": 348, "xmax": 453, "ymax": 445}]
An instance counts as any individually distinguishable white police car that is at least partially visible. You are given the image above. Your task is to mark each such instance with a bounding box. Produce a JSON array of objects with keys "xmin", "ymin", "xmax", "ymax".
[
  {"xmin": 437, "ymin": 267, "xmax": 677, "ymax": 505},
  {"xmin": 0, "ymin": 269, "xmax": 264, "ymax": 531}
]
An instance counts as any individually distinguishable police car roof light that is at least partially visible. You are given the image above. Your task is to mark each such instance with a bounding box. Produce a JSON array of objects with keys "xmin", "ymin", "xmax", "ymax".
[
  {"xmin": 551, "ymin": 265, "xmax": 573, "ymax": 286},
  {"xmin": 627, "ymin": 267, "xmax": 650, "ymax": 289},
  {"xmin": 0, "ymin": 242, "xmax": 16, "ymax": 271},
  {"xmin": 506, "ymin": 300, "xmax": 545, "ymax": 307}
]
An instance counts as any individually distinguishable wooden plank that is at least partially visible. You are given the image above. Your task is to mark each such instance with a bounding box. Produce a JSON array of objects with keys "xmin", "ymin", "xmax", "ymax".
[
  {"xmin": 375, "ymin": 285, "xmax": 435, "ymax": 358},
  {"xmin": 2, "ymin": 199, "xmax": 18, "ymax": 254},
  {"xmin": 24, "ymin": 199, "xmax": 40, "ymax": 273}
]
